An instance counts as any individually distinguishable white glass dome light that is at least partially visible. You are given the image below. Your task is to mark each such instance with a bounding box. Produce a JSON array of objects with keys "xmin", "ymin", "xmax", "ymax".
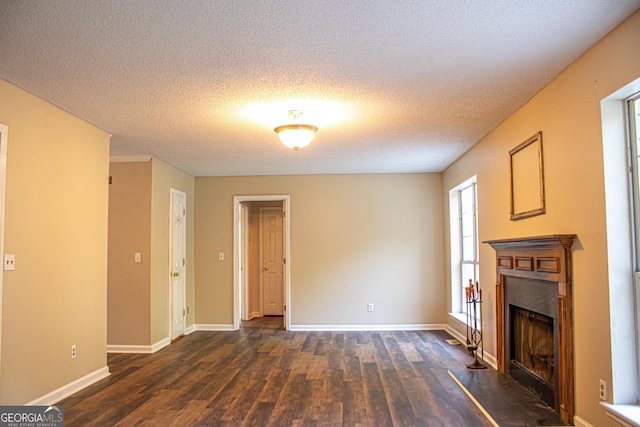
[{"xmin": 274, "ymin": 110, "xmax": 318, "ymax": 151}]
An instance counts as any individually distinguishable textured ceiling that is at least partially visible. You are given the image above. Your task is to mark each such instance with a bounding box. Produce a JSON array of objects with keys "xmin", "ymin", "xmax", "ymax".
[{"xmin": 1, "ymin": 1, "xmax": 639, "ymax": 176}]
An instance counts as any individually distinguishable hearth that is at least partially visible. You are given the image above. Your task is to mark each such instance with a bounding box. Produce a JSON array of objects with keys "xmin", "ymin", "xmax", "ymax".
[{"xmin": 485, "ymin": 235, "xmax": 576, "ymax": 424}]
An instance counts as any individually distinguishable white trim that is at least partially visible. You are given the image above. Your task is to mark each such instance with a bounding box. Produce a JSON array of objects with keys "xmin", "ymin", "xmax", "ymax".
[
  {"xmin": 107, "ymin": 345, "xmax": 154, "ymax": 353},
  {"xmin": 448, "ymin": 311, "xmax": 469, "ymax": 326},
  {"xmin": 109, "ymin": 155, "xmax": 153, "ymax": 163},
  {"xmin": 185, "ymin": 324, "xmax": 196, "ymax": 335},
  {"xmin": 151, "ymin": 337, "xmax": 171, "ymax": 353},
  {"xmin": 233, "ymin": 195, "xmax": 291, "ymax": 331},
  {"xmin": 602, "ymin": 403, "xmax": 640, "ymax": 427},
  {"xmin": 445, "ymin": 323, "xmax": 467, "ymax": 343},
  {"xmin": 573, "ymin": 414, "xmax": 596, "ymax": 427},
  {"xmin": 25, "ymin": 366, "xmax": 110, "ymax": 406},
  {"xmin": 107, "ymin": 337, "xmax": 171, "ymax": 354},
  {"xmin": 602, "ymin": 78, "xmax": 640, "ymax": 405},
  {"xmin": 0, "ymin": 124, "xmax": 7, "ymax": 377},
  {"xmin": 239, "ymin": 203, "xmax": 250, "ymax": 321},
  {"xmin": 248, "ymin": 311, "xmax": 261, "ymax": 320},
  {"xmin": 288, "ymin": 323, "xmax": 447, "ymax": 332},
  {"xmin": 169, "ymin": 188, "xmax": 187, "ymax": 341},
  {"xmin": 195, "ymin": 324, "xmax": 235, "ymax": 331}
]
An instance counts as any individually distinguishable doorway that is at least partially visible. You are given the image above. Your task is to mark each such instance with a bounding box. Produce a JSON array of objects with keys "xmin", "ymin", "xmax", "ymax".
[{"xmin": 233, "ymin": 195, "xmax": 291, "ymax": 330}]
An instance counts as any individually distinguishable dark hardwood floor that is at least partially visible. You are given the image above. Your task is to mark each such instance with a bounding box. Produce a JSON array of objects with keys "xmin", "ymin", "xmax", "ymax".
[{"xmin": 59, "ymin": 319, "xmax": 492, "ymax": 426}]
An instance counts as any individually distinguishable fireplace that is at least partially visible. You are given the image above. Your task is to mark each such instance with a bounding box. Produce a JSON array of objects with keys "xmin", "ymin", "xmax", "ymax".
[{"xmin": 485, "ymin": 235, "xmax": 576, "ymax": 424}]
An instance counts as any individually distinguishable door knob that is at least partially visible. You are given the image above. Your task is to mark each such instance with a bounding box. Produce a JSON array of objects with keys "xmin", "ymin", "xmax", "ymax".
[
  {"xmin": 172, "ymin": 272, "xmax": 179, "ymax": 277},
  {"xmin": 264, "ymin": 266, "xmax": 269, "ymax": 271}
]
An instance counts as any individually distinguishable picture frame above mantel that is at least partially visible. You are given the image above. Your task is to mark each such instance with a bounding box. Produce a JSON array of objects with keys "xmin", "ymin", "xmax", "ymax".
[{"xmin": 509, "ymin": 131, "xmax": 545, "ymax": 221}]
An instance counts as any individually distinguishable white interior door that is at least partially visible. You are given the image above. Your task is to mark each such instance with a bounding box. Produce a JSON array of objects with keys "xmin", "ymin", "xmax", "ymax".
[
  {"xmin": 239, "ymin": 203, "xmax": 249, "ymax": 321},
  {"xmin": 170, "ymin": 189, "xmax": 186, "ymax": 341},
  {"xmin": 261, "ymin": 208, "xmax": 284, "ymax": 316}
]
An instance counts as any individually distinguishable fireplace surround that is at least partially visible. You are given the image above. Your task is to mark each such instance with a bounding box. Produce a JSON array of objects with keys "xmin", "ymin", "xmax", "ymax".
[{"xmin": 485, "ymin": 234, "xmax": 576, "ymax": 424}]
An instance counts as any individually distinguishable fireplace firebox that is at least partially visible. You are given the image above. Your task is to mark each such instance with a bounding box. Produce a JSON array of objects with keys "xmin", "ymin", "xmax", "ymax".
[{"xmin": 485, "ymin": 235, "xmax": 576, "ymax": 424}]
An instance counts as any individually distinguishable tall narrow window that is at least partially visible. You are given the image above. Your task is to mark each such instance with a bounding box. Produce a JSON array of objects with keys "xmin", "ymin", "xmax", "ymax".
[
  {"xmin": 459, "ymin": 180, "xmax": 479, "ymax": 314},
  {"xmin": 627, "ymin": 93, "xmax": 640, "ymax": 387},
  {"xmin": 629, "ymin": 94, "xmax": 640, "ymax": 271},
  {"xmin": 449, "ymin": 176, "xmax": 479, "ymax": 316}
]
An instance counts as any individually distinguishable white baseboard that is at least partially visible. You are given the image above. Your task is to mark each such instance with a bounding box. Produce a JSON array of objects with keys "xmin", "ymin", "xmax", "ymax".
[
  {"xmin": 151, "ymin": 338, "xmax": 170, "ymax": 353},
  {"xmin": 445, "ymin": 324, "xmax": 467, "ymax": 344},
  {"xmin": 25, "ymin": 366, "xmax": 110, "ymax": 406},
  {"xmin": 185, "ymin": 324, "xmax": 196, "ymax": 335},
  {"xmin": 288, "ymin": 323, "xmax": 447, "ymax": 332},
  {"xmin": 107, "ymin": 344, "xmax": 152, "ymax": 353},
  {"xmin": 107, "ymin": 337, "xmax": 170, "ymax": 354},
  {"xmin": 195, "ymin": 324, "xmax": 235, "ymax": 331},
  {"xmin": 248, "ymin": 311, "xmax": 261, "ymax": 320},
  {"xmin": 573, "ymin": 414, "xmax": 595, "ymax": 427}
]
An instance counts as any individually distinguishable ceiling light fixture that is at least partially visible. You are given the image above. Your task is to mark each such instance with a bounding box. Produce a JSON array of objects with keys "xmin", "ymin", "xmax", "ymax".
[{"xmin": 274, "ymin": 110, "xmax": 318, "ymax": 151}]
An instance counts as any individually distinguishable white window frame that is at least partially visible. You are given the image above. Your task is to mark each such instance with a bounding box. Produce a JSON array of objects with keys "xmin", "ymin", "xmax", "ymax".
[
  {"xmin": 601, "ymin": 78, "xmax": 640, "ymax": 427},
  {"xmin": 449, "ymin": 176, "xmax": 478, "ymax": 318},
  {"xmin": 627, "ymin": 93, "xmax": 640, "ymax": 394}
]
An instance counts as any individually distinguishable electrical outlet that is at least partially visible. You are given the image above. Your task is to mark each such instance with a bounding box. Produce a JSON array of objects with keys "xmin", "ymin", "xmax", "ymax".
[
  {"xmin": 3, "ymin": 254, "xmax": 15, "ymax": 271},
  {"xmin": 71, "ymin": 344, "xmax": 77, "ymax": 360},
  {"xmin": 599, "ymin": 379, "xmax": 606, "ymax": 401},
  {"xmin": 367, "ymin": 303, "xmax": 374, "ymax": 312}
]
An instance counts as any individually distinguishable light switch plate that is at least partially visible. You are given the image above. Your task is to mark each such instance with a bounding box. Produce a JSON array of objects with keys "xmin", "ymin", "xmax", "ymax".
[
  {"xmin": 218, "ymin": 252, "xmax": 224, "ymax": 261},
  {"xmin": 134, "ymin": 252, "xmax": 142, "ymax": 263},
  {"xmin": 4, "ymin": 254, "xmax": 15, "ymax": 271}
]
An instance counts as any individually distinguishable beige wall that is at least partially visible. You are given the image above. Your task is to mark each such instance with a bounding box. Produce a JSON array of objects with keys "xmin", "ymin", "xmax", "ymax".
[
  {"xmin": 107, "ymin": 158, "xmax": 195, "ymax": 347},
  {"xmin": 108, "ymin": 161, "xmax": 152, "ymax": 345},
  {"xmin": 195, "ymin": 174, "xmax": 444, "ymax": 327},
  {"xmin": 442, "ymin": 11, "xmax": 640, "ymax": 427},
  {"xmin": 0, "ymin": 79, "xmax": 110, "ymax": 404},
  {"xmin": 150, "ymin": 157, "xmax": 195, "ymax": 344}
]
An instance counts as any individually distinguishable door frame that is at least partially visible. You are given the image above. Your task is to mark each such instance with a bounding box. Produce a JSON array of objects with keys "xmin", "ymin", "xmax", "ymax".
[
  {"xmin": 0, "ymin": 124, "xmax": 7, "ymax": 374},
  {"xmin": 169, "ymin": 188, "xmax": 187, "ymax": 341},
  {"xmin": 239, "ymin": 203, "xmax": 249, "ymax": 321},
  {"xmin": 233, "ymin": 195, "xmax": 291, "ymax": 330}
]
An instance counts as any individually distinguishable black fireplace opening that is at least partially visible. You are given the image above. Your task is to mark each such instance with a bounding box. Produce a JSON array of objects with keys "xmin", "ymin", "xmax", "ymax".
[
  {"xmin": 509, "ymin": 306, "xmax": 556, "ymax": 408},
  {"xmin": 504, "ymin": 276, "xmax": 559, "ymax": 411}
]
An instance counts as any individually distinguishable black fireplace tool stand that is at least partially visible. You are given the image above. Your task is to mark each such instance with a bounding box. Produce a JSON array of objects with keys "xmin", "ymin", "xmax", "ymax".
[{"xmin": 466, "ymin": 280, "xmax": 487, "ymax": 369}]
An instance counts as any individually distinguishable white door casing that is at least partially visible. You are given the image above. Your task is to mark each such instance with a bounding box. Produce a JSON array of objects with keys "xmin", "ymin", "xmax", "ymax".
[
  {"xmin": 170, "ymin": 189, "xmax": 187, "ymax": 340},
  {"xmin": 0, "ymin": 124, "xmax": 7, "ymax": 374},
  {"xmin": 233, "ymin": 195, "xmax": 291, "ymax": 330},
  {"xmin": 260, "ymin": 208, "xmax": 284, "ymax": 316},
  {"xmin": 239, "ymin": 203, "xmax": 249, "ymax": 321}
]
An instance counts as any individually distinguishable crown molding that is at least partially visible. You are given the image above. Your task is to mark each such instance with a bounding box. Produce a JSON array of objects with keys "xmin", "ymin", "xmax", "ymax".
[{"xmin": 109, "ymin": 155, "xmax": 153, "ymax": 163}]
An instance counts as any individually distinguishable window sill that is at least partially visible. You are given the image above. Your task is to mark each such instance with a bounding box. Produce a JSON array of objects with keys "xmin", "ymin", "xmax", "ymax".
[
  {"xmin": 448, "ymin": 312, "xmax": 469, "ymax": 326},
  {"xmin": 602, "ymin": 402, "xmax": 640, "ymax": 427}
]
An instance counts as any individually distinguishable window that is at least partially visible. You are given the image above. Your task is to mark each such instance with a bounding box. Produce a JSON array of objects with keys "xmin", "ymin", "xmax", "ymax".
[
  {"xmin": 629, "ymin": 94, "xmax": 640, "ymax": 271},
  {"xmin": 627, "ymin": 93, "xmax": 640, "ymax": 389},
  {"xmin": 450, "ymin": 176, "xmax": 479, "ymax": 316},
  {"xmin": 601, "ymin": 78, "xmax": 640, "ymax": 425}
]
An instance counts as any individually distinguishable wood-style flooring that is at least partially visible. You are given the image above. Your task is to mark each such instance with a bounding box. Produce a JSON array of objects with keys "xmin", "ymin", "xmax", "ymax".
[{"xmin": 59, "ymin": 317, "xmax": 492, "ymax": 426}]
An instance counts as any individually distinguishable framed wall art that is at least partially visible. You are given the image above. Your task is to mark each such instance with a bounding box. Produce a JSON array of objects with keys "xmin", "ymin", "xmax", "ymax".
[{"xmin": 509, "ymin": 131, "xmax": 545, "ymax": 221}]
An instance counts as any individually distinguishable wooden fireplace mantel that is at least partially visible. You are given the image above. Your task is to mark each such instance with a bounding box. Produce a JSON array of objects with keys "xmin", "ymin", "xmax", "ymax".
[{"xmin": 484, "ymin": 234, "xmax": 576, "ymax": 424}]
